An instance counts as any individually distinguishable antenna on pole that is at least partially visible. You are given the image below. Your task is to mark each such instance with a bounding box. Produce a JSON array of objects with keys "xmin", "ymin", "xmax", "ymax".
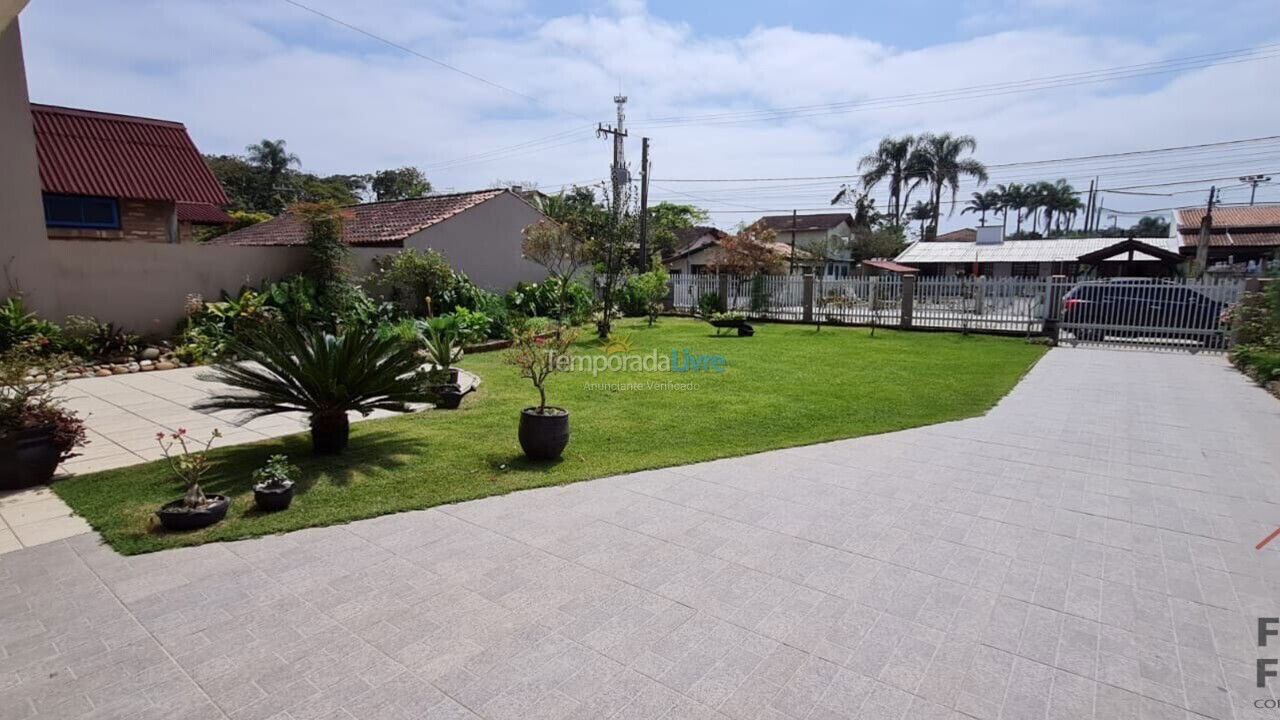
[{"xmin": 596, "ymin": 95, "xmax": 629, "ymax": 214}]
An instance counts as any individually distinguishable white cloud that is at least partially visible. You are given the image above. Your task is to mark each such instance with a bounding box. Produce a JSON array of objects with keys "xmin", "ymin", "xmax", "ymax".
[{"xmin": 17, "ymin": 0, "xmax": 1280, "ymax": 228}]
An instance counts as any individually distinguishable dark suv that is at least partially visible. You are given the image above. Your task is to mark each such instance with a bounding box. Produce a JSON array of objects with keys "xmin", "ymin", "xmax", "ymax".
[{"xmin": 1061, "ymin": 279, "xmax": 1226, "ymax": 346}]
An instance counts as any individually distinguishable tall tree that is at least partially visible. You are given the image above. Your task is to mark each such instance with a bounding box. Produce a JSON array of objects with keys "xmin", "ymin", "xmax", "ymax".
[
  {"xmin": 646, "ymin": 202, "xmax": 709, "ymax": 257},
  {"xmin": 960, "ymin": 190, "xmax": 1001, "ymax": 226},
  {"xmin": 906, "ymin": 133, "xmax": 988, "ymax": 239},
  {"xmin": 1130, "ymin": 215, "xmax": 1171, "ymax": 238},
  {"xmin": 857, "ymin": 136, "xmax": 915, "ymax": 226},
  {"xmin": 246, "ymin": 139, "xmax": 300, "ymax": 213},
  {"xmin": 995, "ymin": 183, "xmax": 1026, "ymax": 234},
  {"xmin": 907, "ymin": 201, "xmax": 934, "ymax": 240},
  {"xmin": 370, "ymin": 167, "xmax": 432, "ymax": 201}
]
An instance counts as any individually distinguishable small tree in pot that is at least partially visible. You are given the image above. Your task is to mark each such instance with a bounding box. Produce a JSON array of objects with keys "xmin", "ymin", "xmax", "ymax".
[
  {"xmin": 0, "ymin": 344, "xmax": 87, "ymax": 490},
  {"xmin": 252, "ymin": 454, "xmax": 299, "ymax": 512},
  {"xmin": 422, "ymin": 315, "xmax": 471, "ymax": 409},
  {"xmin": 154, "ymin": 428, "xmax": 228, "ymax": 531},
  {"xmin": 504, "ymin": 326, "xmax": 578, "ymax": 460},
  {"xmin": 195, "ymin": 323, "xmax": 435, "ymax": 454}
]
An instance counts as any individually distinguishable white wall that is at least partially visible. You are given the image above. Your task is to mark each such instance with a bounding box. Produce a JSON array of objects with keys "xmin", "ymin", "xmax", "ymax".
[{"xmin": 404, "ymin": 192, "xmax": 547, "ymax": 289}]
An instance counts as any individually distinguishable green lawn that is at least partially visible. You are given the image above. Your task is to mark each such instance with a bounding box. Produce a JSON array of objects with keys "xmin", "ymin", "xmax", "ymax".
[{"xmin": 53, "ymin": 319, "xmax": 1046, "ymax": 554}]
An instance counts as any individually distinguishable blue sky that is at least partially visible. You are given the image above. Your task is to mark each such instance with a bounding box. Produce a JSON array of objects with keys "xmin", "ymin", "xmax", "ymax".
[{"xmin": 17, "ymin": 0, "xmax": 1280, "ymax": 231}]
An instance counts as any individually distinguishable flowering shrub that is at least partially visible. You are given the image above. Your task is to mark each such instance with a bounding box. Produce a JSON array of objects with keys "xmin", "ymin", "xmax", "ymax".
[
  {"xmin": 503, "ymin": 326, "xmax": 578, "ymax": 413},
  {"xmin": 156, "ymin": 428, "xmax": 222, "ymax": 509}
]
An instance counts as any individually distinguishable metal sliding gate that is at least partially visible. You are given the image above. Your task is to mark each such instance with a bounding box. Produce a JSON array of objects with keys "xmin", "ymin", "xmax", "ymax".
[{"xmin": 1056, "ymin": 278, "xmax": 1245, "ymax": 353}]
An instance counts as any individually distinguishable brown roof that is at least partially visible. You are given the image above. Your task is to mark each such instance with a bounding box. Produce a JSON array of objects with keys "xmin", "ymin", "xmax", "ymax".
[
  {"xmin": 32, "ymin": 104, "xmax": 228, "ymax": 205},
  {"xmin": 861, "ymin": 259, "xmax": 919, "ymax": 273},
  {"xmin": 1175, "ymin": 204, "xmax": 1280, "ymax": 230},
  {"xmin": 209, "ymin": 189, "xmax": 509, "ymax": 247},
  {"xmin": 176, "ymin": 202, "xmax": 233, "ymax": 225},
  {"xmin": 755, "ymin": 213, "xmax": 852, "ymax": 233},
  {"xmin": 928, "ymin": 228, "xmax": 977, "ymax": 242},
  {"xmin": 672, "ymin": 225, "xmax": 726, "ymax": 246}
]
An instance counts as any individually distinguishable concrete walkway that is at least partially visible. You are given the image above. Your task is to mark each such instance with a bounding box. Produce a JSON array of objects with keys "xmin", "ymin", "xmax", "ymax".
[{"xmin": 2, "ymin": 349, "xmax": 1278, "ymax": 720}]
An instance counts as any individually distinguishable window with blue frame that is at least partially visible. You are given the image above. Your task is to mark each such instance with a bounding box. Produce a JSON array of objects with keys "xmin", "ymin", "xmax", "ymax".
[{"xmin": 42, "ymin": 194, "xmax": 120, "ymax": 229}]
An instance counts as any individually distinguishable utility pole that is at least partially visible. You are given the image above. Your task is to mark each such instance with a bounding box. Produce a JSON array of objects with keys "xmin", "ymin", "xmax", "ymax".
[
  {"xmin": 596, "ymin": 95, "xmax": 629, "ymax": 215},
  {"xmin": 1240, "ymin": 174, "xmax": 1272, "ymax": 205},
  {"xmin": 638, "ymin": 137, "xmax": 650, "ymax": 266},
  {"xmin": 1194, "ymin": 185, "xmax": 1217, "ymax": 279},
  {"xmin": 1084, "ymin": 178, "xmax": 1096, "ymax": 233},
  {"xmin": 789, "ymin": 210, "xmax": 797, "ymax": 274}
]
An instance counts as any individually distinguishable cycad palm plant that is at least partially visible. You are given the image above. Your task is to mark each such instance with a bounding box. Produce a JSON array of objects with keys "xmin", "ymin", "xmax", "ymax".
[{"xmin": 194, "ymin": 323, "xmax": 433, "ymax": 454}]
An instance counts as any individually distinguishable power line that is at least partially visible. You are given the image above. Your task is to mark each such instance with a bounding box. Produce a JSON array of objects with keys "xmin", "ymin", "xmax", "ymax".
[{"xmin": 279, "ymin": 0, "xmax": 592, "ymax": 123}]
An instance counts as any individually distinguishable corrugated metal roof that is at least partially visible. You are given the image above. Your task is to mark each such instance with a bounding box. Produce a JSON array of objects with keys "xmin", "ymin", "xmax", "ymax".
[
  {"xmin": 209, "ymin": 189, "xmax": 509, "ymax": 247},
  {"xmin": 895, "ymin": 236, "xmax": 1182, "ymax": 264},
  {"xmin": 32, "ymin": 104, "xmax": 228, "ymax": 205}
]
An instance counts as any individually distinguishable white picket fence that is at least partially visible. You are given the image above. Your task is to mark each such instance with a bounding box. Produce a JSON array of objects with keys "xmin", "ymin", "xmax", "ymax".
[{"xmin": 670, "ymin": 274, "xmax": 1250, "ymax": 352}]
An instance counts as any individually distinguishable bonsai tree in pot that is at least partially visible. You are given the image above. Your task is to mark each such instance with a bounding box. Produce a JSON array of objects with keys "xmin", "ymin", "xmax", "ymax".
[
  {"xmin": 422, "ymin": 314, "xmax": 471, "ymax": 409},
  {"xmin": 251, "ymin": 454, "xmax": 299, "ymax": 512},
  {"xmin": 504, "ymin": 325, "xmax": 578, "ymax": 460},
  {"xmin": 194, "ymin": 322, "xmax": 435, "ymax": 454},
  {"xmin": 154, "ymin": 428, "xmax": 227, "ymax": 531},
  {"xmin": 0, "ymin": 344, "xmax": 87, "ymax": 490}
]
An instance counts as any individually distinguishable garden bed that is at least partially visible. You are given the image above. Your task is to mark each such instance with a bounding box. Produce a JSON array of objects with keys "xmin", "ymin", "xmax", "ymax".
[{"xmin": 53, "ymin": 319, "xmax": 1046, "ymax": 554}]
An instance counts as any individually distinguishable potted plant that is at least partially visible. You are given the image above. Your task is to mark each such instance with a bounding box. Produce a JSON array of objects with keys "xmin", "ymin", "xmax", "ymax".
[
  {"xmin": 0, "ymin": 344, "xmax": 88, "ymax": 490},
  {"xmin": 195, "ymin": 323, "xmax": 435, "ymax": 454},
  {"xmin": 154, "ymin": 428, "xmax": 229, "ymax": 531},
  {"xmin": 504, "ymin": 325, "xmax": 578, "ymax": 460},
  {"xmin": 251, "ymin": 454, "xmax": 298, "ymax": 512},
  {"xmin": 422, "ymin": 315, "xmax": 471, "ymax": 409}
]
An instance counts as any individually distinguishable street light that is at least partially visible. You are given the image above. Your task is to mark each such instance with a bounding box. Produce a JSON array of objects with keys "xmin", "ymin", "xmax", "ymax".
[{"xmin": 1240, "ymin": 175, "xmax": 1273, "ymax": 205}]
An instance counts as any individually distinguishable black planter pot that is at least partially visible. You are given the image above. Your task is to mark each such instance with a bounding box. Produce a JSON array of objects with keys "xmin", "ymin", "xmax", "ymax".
[
  {"xmin": 310, "ymin": 413, "xmax": 349, "ymax": 455},
  {"xmin": 0, "ymin": 426, "xmax": 61, "ymax": 491},
  {"xmin": 430, "ymin": 383, "xmax": 474, "ymax": 410},
  {"xmin": 155, "ymin": 495, "xmax": 230, "ymax": 532},
  {"xmin": 253, "ymin": 482, "xmax": 294, "ymax": 512},
  {"xmin": 518, "ymin": 407, "xmax": 570, "ymax": 460}
]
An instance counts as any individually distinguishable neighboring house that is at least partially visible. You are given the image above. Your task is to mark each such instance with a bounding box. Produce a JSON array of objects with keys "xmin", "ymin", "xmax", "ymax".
[
  {"xmin": 752, "ymin": 213, "xmax": 855, "ymax": 278},
  {"xmin": 662, "ymin": 226, "xmax": 828, "ymax": 275},
  {"xmin": 895, "ymin": 233, "xmax": 1185, "ymax": 278},
  {"xmin": 32, "ymin": 103, "xmax": 231, "ymax": 243},
  {"xmin": 1175, "ymin": 204, "xmax": 1280, "ymax": 275},
  {"xmin": 209, "ymin": 189, "xmax": 549, "ymax": 289}
]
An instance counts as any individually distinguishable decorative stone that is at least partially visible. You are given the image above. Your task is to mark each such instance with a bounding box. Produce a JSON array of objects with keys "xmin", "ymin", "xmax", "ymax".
[
  {"xmin": 65, "ymin": 372, "xmax": 81, "ymax": 380},
  {"xmin": 140, "ymin": 347, "xmax": 161, "ymax": 361},
  {"xmin": 111, "ymin": 365, "xmax": 128, "ymax": 375},
  {"xmin": 155, "ymin": 362, "xmax": 176, "ymax": 371},
  {"xmin": 95, "ymin": 368, "xmax": 113, "ymax": 377},
  {"xmin": 140, "ymin": 359, "xmax": 153, "ymax": 367},
  {"xmin": 126, "ymin": 362, "xmax": 140, "ymax": 372},
  {"xmin": 140, "ymin": 364, "xmax": 155, "ymax": 371},
  {"xmin": 109, "ymin": 356, "xmax": 131, "ymax": 365},
  {"xmin": 33, "ymin": 374, "xmax": 47, "ymax": 382}
]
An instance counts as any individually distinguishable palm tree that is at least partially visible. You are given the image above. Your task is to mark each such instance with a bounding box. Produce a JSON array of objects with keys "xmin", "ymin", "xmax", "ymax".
[
  {"xmin": 1049, "ymin": 180, "xmax": 1083, "ymax": 233},
  {"xmin": 1024, "ymin": 181, "xmax": 1053, "ymax": 234},
  {"xmin": 857, "ymin": 136, "xmax": 915, "ymax": 226},
  {"xmin": 194, "ymin": 323, "xmax": 435, "ymax": 454},
  {"xmin": 906, "ymin": 133, "xmax": 989, "ymax": 238},
  {"xmin": 907, "ymin": 201, "xmax": 934, "ymax": 240},
  {"xmin": 246, "ymin": 139, "xmax": 300, "ymax": 213},
  {"xmin": 995, "ymin": 183, "xmax": 1025, "ymax": 234},
  {"xmin": 960, "ymin": 190, "xmax": 1001, "ymax": 226}
]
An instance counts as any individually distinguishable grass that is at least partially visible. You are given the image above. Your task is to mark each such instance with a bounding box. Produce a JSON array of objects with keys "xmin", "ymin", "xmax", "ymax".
[{"xmin": 53, "ymin": 318, "xmax": 1046, "ymax": 554}]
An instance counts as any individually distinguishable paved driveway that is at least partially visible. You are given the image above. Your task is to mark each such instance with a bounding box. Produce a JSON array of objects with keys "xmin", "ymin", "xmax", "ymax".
[{"xmin": 2, "ymin": 348, "xmax": 1278, "ymax": 720}]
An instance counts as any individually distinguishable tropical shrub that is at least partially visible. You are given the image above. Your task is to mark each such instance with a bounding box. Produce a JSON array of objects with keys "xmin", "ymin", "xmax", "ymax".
[
  {"xmin": 448, "ymin": 307, "xmax": 491, "ymax": 346},
  {"xmin": 194, "ymin": 323, "xmax": 435, "ymax": 454},
  {"xmin": 0, "ymin": 345, "xmax": 87, "ymax": 461},
  {"xmin": 506, "ymin": 278, "xmax": 592, "ymax": 323},
  {"xmin": 251, "ymin": 454, "xmax": 299, "ymax": 490},
  {"xmin": 623, "ymin": 263, "xmax": 670, "ymax": 326},
  {"xmin": 697, "ymin": 292, "xmax": 721, "ymax": 319},
  {"xmin": 61, "ymin": 315, "xmax": 139, "ymax": 360},
  {"xmin": 368, "ymin": 248, "xmax": 454, "ymax": 316},
  {"xmin": 0, "ymin": 298, "xmax": 60, "ymax": 353}
]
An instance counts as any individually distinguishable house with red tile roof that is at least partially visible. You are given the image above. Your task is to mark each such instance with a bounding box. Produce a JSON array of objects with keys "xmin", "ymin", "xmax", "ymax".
[
  {"xmin": 210, "ymin": 188, "xmax": 553, "ymax": 289},
  {"xmin": 32, "ymin": 103, "xmax": 232, "ymax": 244},
  {"xmin": 1175, "ymin": 204, "xmax": 1280, "ymax": 274}
]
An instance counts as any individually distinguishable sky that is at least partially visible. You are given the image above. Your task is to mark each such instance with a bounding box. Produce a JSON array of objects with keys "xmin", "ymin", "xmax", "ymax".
[{"xmin": 17, "ymin": 0, "xmax": 1280, "ymax": 232}]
